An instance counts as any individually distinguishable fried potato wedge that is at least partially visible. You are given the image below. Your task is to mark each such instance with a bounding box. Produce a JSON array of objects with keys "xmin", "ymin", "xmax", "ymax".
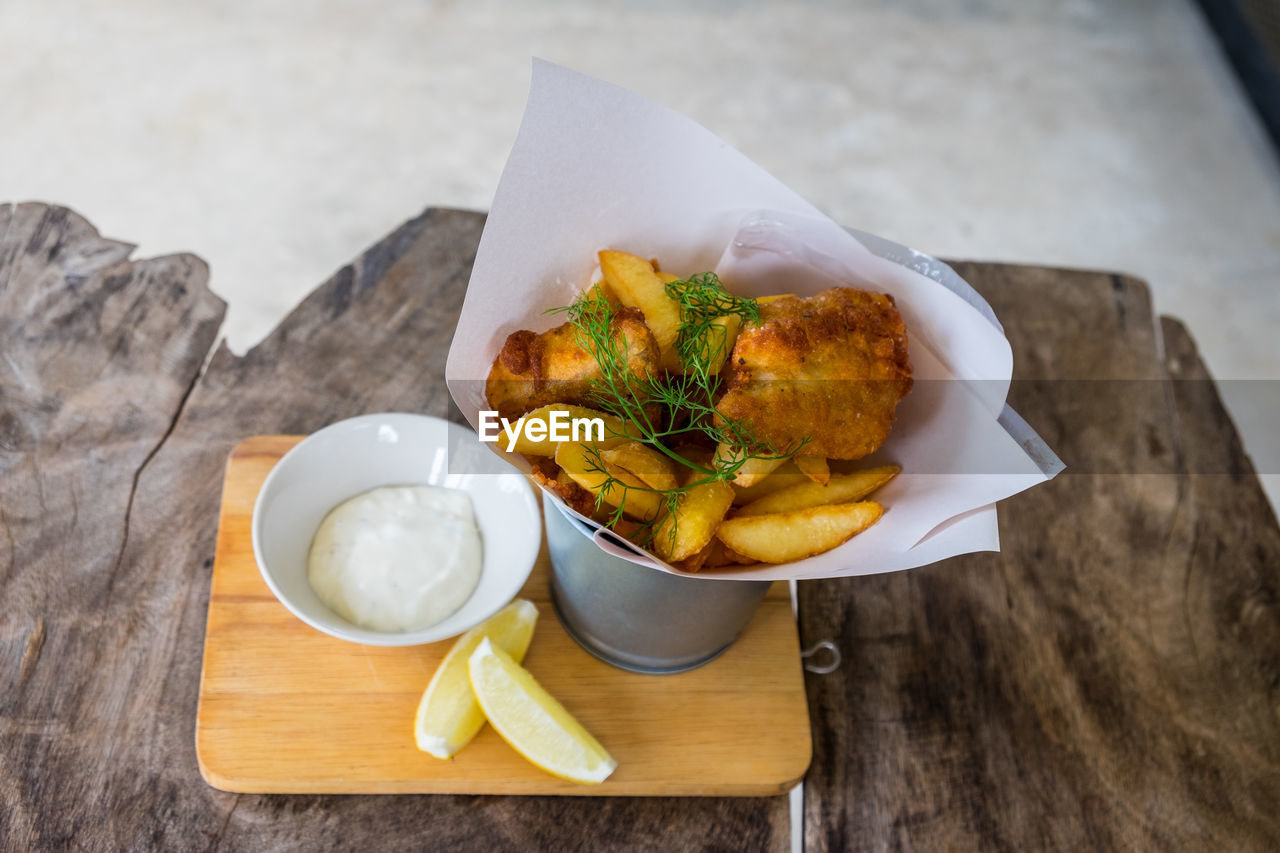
[
  {"xmin": 599, "ymin": 250, "xmax": 683, "ymax": 372},
  {"xmin": 501, "ymin": 404, "xmax": 641, "ymax": 456},
  {"xmin": 600, "ymin": 440, "xmax": 680, "ymax": 492},
  {"xmin": 587, "ymin": 279, "xmax": 619, "ymax": 307},
  {"xmin": 678, "ymin": 538, "xmax": 759, "ymax": 573},
  {"xmin": 656, "ymin": 271, "xmax": 740, "ymax": 373},
  {"xmin": 701, "ymin": 314, "xmax": 741, "ymax": 372},
  {"xmin": 716, "ymin": 501, "xmax": 883, "ymax": 563},
  {"xmin": 794, "ymin": 455, "xmax": 831, "ymax": 486},
  {"xmin": 555, "ymin": 441, "xmax": 662, "ymax": 521},
  {"xmin": 736, "ymin": 466, "xmax": 899, "ymax": 517},
  {"xmin": 715, "ymin": 443, "xmax": 791, "ymax": 488},
  {"xmin": 653, "ymin": 479, "xmax": 736, "ymax": 563},
  {"xmin": 729, "ymin": 460, "xmax": 808, "ymax": 504}
]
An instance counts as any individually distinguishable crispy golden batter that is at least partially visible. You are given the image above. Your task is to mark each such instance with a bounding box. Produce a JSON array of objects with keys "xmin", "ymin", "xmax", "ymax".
[
  {"xmin": 528, "ymin": 457, "xmax": 599, "ymax": 519},
  {"xmin": 485, "ymin": 306, "xmax": 659, "ymax": 422},
  {"xmin": 716, "ymin": 287, "xmax": 912, "ymax": 460}
]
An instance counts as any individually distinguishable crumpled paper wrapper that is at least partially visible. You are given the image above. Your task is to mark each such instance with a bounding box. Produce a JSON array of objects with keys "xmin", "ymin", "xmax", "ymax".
[{"xmin": 446, "ymin": 60, "xmax": 1062, "ymax": 580}]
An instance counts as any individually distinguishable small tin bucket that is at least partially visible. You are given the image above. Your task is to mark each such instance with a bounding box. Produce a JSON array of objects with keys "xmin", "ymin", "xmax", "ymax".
[{"xmin": 544, "ymin": 499, "xmax": 772, "ymax": 674}]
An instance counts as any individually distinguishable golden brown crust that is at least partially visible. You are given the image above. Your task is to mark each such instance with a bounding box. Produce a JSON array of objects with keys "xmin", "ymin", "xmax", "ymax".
[
  {"xmin": 485, "ymin": 306, "xmax": 659, "ymax": 422},
  {"xmin": 497, "ymin": 329, "xmax": 539, "ymax": 376},
  {"xmin": 528, "ymin": 456, "xmax": 599, "ymax": 519},
  {"xmin": 715, "ymin": 287, "xmax": 912, "ymax": 460}
]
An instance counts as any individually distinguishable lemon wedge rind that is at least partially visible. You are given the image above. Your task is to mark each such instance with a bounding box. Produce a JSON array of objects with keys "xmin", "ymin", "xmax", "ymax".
[
  {"xmin": 468, "ymin": 637, "xmax": 617, "ymax": 785},
  {"xmin": 414, "ymin": 598, "xmax": 538, "ymax": 759}
]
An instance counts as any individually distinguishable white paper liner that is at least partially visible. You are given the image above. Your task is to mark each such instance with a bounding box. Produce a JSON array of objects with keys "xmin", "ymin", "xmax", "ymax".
[{"xmin": 445, "ymin": 60, "xmax": 1062, "ymax": 580}]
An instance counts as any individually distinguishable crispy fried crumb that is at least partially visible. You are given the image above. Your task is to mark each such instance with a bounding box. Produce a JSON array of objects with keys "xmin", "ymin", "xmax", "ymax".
[{"xmin": 528, "ymin": 457, "xmax": 598, "ymax": 518}]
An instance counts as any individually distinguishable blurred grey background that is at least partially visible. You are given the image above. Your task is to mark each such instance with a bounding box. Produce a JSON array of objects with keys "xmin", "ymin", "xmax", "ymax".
[{"xmin": 2, "ymin": 0, "xmax": 1276, "ymax": 506}]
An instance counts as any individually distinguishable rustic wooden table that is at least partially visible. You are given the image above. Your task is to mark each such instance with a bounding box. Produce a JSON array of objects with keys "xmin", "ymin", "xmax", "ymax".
[{"xmin": 2, "ymin": 203, "xmax": 1277, "ymax": 851}]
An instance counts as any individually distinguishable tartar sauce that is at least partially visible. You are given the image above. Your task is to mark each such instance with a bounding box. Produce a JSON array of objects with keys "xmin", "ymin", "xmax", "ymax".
[{"xmin": 307, "ymin": 485, "xmax": 482, "ymax": 633}]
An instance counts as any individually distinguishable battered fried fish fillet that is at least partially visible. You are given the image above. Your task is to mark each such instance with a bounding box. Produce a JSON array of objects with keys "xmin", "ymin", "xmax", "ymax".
[
  {"xmin": 716, "ymin": 287, "xmax": 912, "ymax": 460},
  {"xmin": 486, "ymin": 305, "xmax": 659, "ymax": 422}
]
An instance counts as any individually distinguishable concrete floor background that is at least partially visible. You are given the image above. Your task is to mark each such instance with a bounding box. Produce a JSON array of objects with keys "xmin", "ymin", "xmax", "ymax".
[{"xmin": 2, "ymin": 0, "xmax": 1276, "ymax": 504}]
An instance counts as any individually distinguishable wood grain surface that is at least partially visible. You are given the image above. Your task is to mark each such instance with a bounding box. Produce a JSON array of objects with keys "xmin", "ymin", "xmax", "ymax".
[
  {"xmin": 1, "ymin": 205, "xmax": 790, "ymax": 851},
  {"xmin": 799, "ymin": 265, "xmax": 1280, "ymax": 851},
  {"xmin": 4, "ymin": 201, "xmax": 1278, "ymax": 851},
  {"xmin": 197, "ymin": 435, "xmax": 808, "ymax": 796}
]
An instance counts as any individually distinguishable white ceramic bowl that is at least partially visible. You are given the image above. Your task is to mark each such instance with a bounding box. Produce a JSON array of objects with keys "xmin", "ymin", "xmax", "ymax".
[{"xmin": 251, "ymin": 413, "xmax": 540, "ymax": 646}]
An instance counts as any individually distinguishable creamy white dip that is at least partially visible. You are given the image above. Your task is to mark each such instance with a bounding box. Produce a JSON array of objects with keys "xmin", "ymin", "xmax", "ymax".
[{"xmin": 307, "ymin": 485, "xmax": 482, "ymax": 633}]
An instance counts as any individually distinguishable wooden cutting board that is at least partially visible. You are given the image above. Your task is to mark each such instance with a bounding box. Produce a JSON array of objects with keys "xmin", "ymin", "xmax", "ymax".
[{"xmin": 196, "ymin": 435, "xmax": 811, "ymax": 796}]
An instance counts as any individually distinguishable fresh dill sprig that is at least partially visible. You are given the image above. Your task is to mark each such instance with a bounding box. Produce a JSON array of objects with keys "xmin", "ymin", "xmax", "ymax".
[
  {"xmin": 553, "ymin": 271, "xmax": 806, "ymax": 536},
  {"xmin": 665, "ymin": 272, "xmax": 758, "ymax": 369},
  {"xmin": 662, "ymin": 272, "xmax": 802, "ymax": 465},
  {"xmin": 579, "ymin": 442, "xmax": 682, "ymax": 546}
]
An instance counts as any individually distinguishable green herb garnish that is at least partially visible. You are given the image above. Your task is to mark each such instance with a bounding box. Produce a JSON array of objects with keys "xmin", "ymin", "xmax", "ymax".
[{"xmin": 552, "ymin": 272, "xmax": 805, "ymax": 542}]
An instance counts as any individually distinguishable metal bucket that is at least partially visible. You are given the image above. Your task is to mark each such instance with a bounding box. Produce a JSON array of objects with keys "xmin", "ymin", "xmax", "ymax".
[{"xmin": 545, "ymin": 499, "xmax": 772, "ymax": 674}]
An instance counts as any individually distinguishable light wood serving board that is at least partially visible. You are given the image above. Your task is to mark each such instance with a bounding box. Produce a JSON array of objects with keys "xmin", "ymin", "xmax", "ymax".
[{"xmin": 196, "ymin": 436, "xmax": 812, "ymax": 796}]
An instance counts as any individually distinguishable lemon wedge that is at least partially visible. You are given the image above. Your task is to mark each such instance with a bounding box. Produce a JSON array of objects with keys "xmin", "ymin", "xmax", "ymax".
[
  {"xmin": 414, "ymin": 599, "xmax": 538, "ymax": 759},
  {"xmin": 468, "ymin": 637, "xmax": 617, "ymax": 784}
]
